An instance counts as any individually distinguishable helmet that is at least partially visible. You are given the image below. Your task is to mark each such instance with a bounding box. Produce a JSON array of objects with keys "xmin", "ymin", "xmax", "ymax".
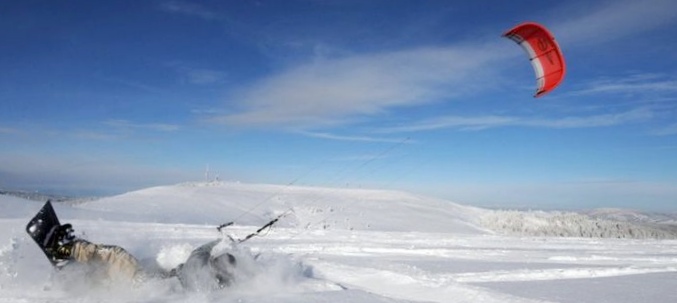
[{"xmin": 175, "ymin": 240, "xmax": 238, "ymax": 292}]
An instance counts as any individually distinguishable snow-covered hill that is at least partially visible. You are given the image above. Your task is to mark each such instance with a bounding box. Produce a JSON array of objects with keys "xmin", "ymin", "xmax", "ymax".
[
  {"xmin": 74, "ymin": 181, "xmax": 487, "ymax": 233},
  {"xmin": 2, "ymin": 182, "xmax": 677, "ymax": 303}
]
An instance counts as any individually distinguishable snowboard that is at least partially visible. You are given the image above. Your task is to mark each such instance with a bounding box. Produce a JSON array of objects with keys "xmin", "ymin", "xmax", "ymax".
[{"xmin": 25, "ymin": 200, "xmax": 70, "ymax": 268}]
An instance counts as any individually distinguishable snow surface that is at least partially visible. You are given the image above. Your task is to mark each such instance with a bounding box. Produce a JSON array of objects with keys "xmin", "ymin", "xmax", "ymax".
[{"xmin": 2, "ymin": 182, "xmax": 677, "ymax": 302}]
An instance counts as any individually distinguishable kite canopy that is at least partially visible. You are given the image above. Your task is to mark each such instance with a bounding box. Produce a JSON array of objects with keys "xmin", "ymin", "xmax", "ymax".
[{"xmin": 503, "ymin": 22, "xmax": 566, "ymax": 98}]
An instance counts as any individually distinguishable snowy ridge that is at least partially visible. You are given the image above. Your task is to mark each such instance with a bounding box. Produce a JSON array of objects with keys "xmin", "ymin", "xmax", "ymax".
[
  {"xmin": 480, "ymin": 209, "xmax": 677, "ymax": 239},
  {"xmin": 0, "ymin": 189, "xmax": 73, "ymax": 203},
  {"xmin": 583, "ymin": 208, "xmax": 677, "ymax": 225}
]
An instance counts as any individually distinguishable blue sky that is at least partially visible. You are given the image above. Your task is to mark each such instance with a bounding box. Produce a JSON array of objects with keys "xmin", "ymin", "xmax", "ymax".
[{"xmin": 1, "ymin": 0, "xmax": 676, "ymax": 211}]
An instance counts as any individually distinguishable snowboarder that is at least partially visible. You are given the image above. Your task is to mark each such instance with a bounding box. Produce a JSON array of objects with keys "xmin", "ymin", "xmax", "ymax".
[
  {"xmin": 49, "ymin": 222, "xmax": 238, "ymax": 290},
  {"xmin": 50, "ymin": 223, "xmax": 144, "ymax": 283}
]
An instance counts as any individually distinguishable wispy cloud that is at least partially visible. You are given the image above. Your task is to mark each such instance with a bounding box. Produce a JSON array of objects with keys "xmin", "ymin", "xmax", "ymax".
[
  {"xmin": 73, "ymin": 130, "xmax": 121, "ymax": 141},
  {"xmin": 572, "ymin": 74, "xmax": 677, "ymax": 96},
  {"xmin": 191, "ymin": 108, "xmax": 223, "ymax": 115},
  {"xmin": 159, "ymin": 1, "xmax": 218, "ymax": 20},
  {"xmin": 523, "ymin": 108, "xmax": 654, "ymax": 128},
  {"xmin": 297, "ymin": 131, "xmax": 410, "ymax": 143},
  {"xmin": 165, "ymin": 61, "xmax": 228, "ymax": 85},
  {"xmin": 0, "ymin": 127, "xmax": 20, "ymax": 135},
  {"xmin": 552, "ymin": 0, "xmax": 677, "ymax": 46},
  {"xmin": 101, "ymin": 77, "xmax": 167, "ymax": 94},
  {"xmin": 651, "ymin": 123, "xmax": 677, "ymax": 136},
  {"xmin": 185, "ymin": 69, "xmax": 228, "ymax": 85},
  {"xmin": 378, "ymin": 108, "xmax": 653, "ymax": 133},
  {"xmin": 104, "ymin": 120, "xmax": 180, "ymax": 132},
  {"xmin": 377, "ymin": 116, "xmax": 517, "ymax": 133},
  {"xmin": 208, "ymin": 45, "xmax": 502, "ymax": 129}
]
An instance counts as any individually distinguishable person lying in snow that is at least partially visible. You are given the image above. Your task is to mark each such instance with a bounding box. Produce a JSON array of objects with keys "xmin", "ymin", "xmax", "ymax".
[{"xmin": 50, "ymin": 223, "xmax": 238, "ymax": 291}]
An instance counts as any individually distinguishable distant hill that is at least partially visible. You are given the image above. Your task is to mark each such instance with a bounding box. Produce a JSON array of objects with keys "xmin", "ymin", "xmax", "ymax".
[
  {"xmin": 0, "ymin": 189, "xmax": 97, "ymax": 205},
  {"xmin": 582, "ymin": 208, "xmax": 677, "ymax": 225},
  {"xmin": 0, "ymin": 189, "xmax": 72, "ymax": 202},
  {"xmin": 481, "ymin": 209, "xmax": 677, "ymax": 239}
]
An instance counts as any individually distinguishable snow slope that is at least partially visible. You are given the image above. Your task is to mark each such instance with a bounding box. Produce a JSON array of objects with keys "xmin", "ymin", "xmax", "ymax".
[
  {"xmin": 75, "ymin": 182, "xmax": 487, "ymax": 233},
  {"xmin": 2, "ymin": 182, "xmax": 677, "ymax": 303}
]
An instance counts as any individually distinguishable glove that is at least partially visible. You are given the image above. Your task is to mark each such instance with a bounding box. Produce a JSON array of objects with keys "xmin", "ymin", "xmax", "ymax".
[
  {"xmin": 50, "ymin": 224, "xmax": 76, "ymax": 260},
  {"xmin": 53, "ymin": 241, "xmax": 74, "ymax": 260}
]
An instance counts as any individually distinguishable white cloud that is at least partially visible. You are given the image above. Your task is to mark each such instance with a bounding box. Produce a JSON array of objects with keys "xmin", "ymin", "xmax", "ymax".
[
  {"xmin": 159, "ymin": 1, "xmax": 218, "ymax": 20},
  {"xmin": 104, "ymin": 120, "xmax": 180, "ymax": 132},
  {"xmin": 552, "ymin": 0, "xmax": 677, "ymax": 46},
  {"xmin": 102, "ymin": 77, "xmax": 167, "ymax": 94},
  {"xmin": 167, "ymin": 62, "xmax": 228, "ymax": 85},
  {"xmin": 0, "ymin": 127, "xmax": 20, "ymax": 134},
  {"xmin": 572, "ymin": 74, "xmax": 677, "ymax": 95},
  {"xmin": 378, "ymin": 108, "xmax": 653, "ymax": 133},
  {"xmin": 651, "ymin": 123, "xmax": 677, "ymax": 136},
  {"xmin": 185, "ymin": 69, "xmax": 227, "ymax": 85},
  {"xmin": 297, "ymin": 131, "xmax": 410, "ymax": 143},
  {"xmin": 380, "ymin": 116, "xmax": 517, "ymax": 133},
  {"xmin": 208, "ymin": 45, "xmax": 502, "ymax": 129},
  {"xmin": 165, "ymin": 60, "xmax": 228, "ymax": 85},
  {"xmin": 73, "ymin": 131, "xmax": 121, "ymax": 141},
  {"xmin": 523, "ymin": 108, "xmax": 653, "ymax": 128}
]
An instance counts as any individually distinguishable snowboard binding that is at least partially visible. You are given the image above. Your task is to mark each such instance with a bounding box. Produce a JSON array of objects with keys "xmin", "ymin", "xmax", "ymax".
[{"xmin": 26, "ymin": 201, "xmax": 76, "ymax": 267}]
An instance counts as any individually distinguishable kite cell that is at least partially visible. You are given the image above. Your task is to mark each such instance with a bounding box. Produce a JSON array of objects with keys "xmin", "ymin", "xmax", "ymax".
[{"xmin": 504, "ymin": 22, "xmax": 566, "ymax": 97}]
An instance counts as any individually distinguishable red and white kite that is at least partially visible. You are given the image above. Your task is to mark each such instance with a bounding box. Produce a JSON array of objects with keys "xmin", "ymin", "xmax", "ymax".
[{"xmin": 504, "ymin": 22, "xmax": 566, "ymax": 97}]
